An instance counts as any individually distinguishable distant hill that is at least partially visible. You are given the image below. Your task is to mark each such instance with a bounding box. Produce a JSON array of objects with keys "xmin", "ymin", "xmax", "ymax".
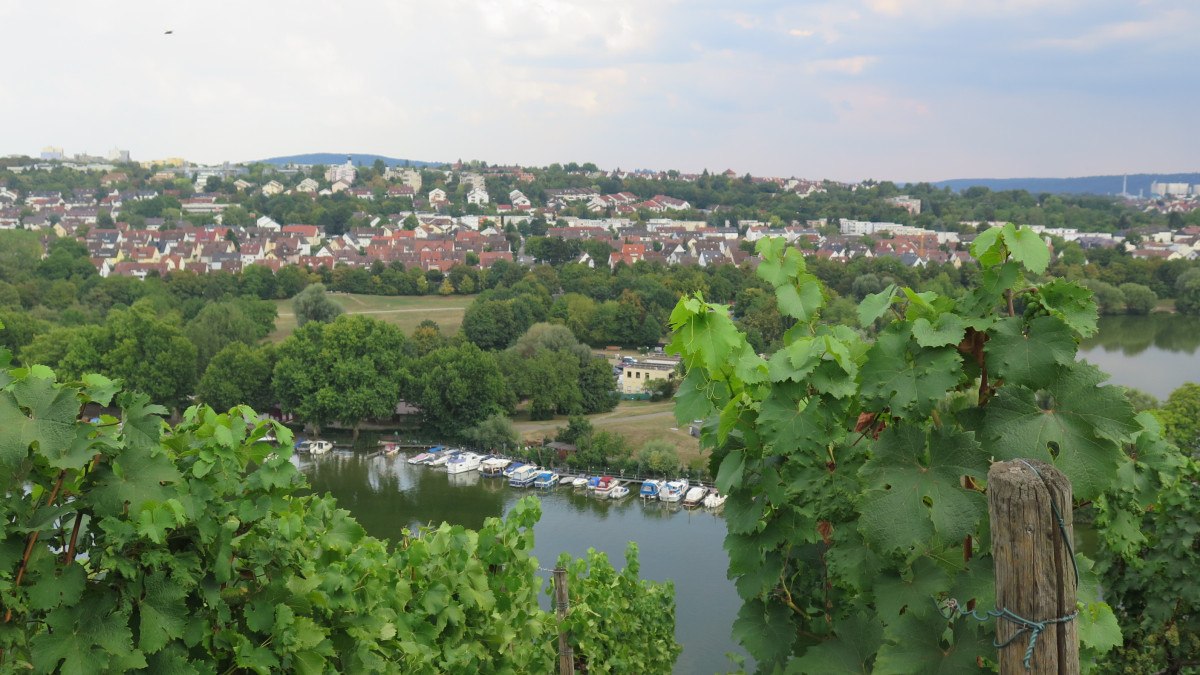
[
  {"xmin": 928, "ymin": 173, "xmax": 1200, "ymax": 196},
  {"xmin": 254, "ymin": 153, "xmax": 443, "ymax": 168}
]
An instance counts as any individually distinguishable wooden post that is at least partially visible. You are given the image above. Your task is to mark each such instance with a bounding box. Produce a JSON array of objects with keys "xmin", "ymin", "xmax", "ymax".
[
  {"xmin": 987, "ymin": 459, "xmax": 1079, "ymax": 674},
  {"xmin": 553, "ymin": 566, "xmax": 575, "ymax": 675}
]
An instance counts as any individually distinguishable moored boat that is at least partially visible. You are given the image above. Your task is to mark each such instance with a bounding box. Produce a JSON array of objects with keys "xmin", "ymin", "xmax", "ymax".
[
  {"xmin": 508, "ymin": 465, "xmax": 539, "ymax": 488},
  {"xmin": 593, "ymin": 476, "xmax": 617, "ymax": 498},
  {"xmin": 609, "ymin": 485, "xmax": 631, "ymax": 499},
  {"xmin": 383, "ymin": 443, "xmax": 400, "ymax": 456},
  {"xmin": 408, "ymin": 451, "xmax": 433, "ymax": 465},
  {"xmin": 447, "ymin": 452, "xmax": 483, "ymax": 475},
  {"xmin": 298, "ymin": 440, "xmax": 332, "ymax": 455},
  {"xmin": 640, "ymin": 479, "xmax": 663, "ymax": 500},
  {"xmin": 481, "ymin": 457, "xmax": 512, "ymax": 476},
  {"xmin": 533, "ymin": 470, "xmax": 560, "ymax": 489},
  {"xmin": 703, "ymin": 490, "xmax": 727, "ymax": 509},
  {"xmin": 559, "ymin": 475, "xmax": 575, "ymax": 486},
  {"xmin": 572, "ymin": 475, "xmax": 590, "ymax": 489},
  {"xmin": 502, "ymin": 462, "xmax": 526, "ymax": 478},
  {"xmin": 683, "ymin": 485, "xmax": 706, "ymax": 507},
  {"xmin": 659, "ymin": 478, "xmax": 689, "ymax": 503},
  {"xmin": 428, "ymin": 451, "xmax": 453, "ymax": 467}
]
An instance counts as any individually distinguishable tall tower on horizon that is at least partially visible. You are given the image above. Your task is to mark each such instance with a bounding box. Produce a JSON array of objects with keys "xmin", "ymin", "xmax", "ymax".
[{"xmin": 1122, "ymin": 174, "xmax": 1128, "ymax": 197}]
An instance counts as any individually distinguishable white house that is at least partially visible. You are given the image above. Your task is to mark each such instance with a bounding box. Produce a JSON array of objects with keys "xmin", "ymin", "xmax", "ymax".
[
  {"xmin": 261, "ymin": 180, "xmax": 285, "ymax": 196},
  {"xmin": 296, "ymin": 178, "xmax": 319, "ymax": 194},
  {"xmin": 467, "ymin": 188, "xmax": 490, "ymax": 205}
]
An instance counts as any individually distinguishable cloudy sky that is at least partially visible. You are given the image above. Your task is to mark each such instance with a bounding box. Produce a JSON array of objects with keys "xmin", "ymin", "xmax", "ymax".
[{"xmin": 2, "ymin": 1, "xmax": 1196, "ymax": 182}]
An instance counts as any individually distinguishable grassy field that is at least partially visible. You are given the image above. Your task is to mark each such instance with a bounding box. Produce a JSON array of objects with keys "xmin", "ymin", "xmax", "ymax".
[
  {"xmin": 511, "ymin": 400, "xmax": 705, "ymax": 467},
  {"xmin": 268, "ymin": 293, "xmax": 476, "ymax": 341}
]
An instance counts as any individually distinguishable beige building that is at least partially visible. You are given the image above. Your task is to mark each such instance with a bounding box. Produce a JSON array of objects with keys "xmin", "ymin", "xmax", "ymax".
[{"xmin": 618, "ymin": 359, "xmax": 678, "ymax": 395}]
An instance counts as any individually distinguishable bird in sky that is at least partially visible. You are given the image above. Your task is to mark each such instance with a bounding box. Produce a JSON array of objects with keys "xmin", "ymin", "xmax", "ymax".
[{"xmin": 164, "ymin": 30, "xmax": 173, "ymax": 35}]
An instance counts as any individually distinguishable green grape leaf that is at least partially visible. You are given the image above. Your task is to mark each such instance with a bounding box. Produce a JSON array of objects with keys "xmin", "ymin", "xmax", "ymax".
[
  {"xmin": 791, "ymin": 615, "xmax": 884, "ymax": 674},
  {"xmin": 1039, "ymin": 279, "xmax": 1098, "ymax": 337},
  {"xmin": 120, "ymin": 391, "xmax": 168, "ymax": 451},
  {"xmin": 715, "ymin": 449, "xmax": 746, "ymax": 493},
  {"xmin": 33, "ymin": 602, "xmax": 142, "ymax": 675},
  {"xmin": 90, "ymin": 445, "xmax": 183, "ymax": 515},
  {"xmin": 733, "ymin": 344, "xmax": 769, "ymax": 384},
  {"xmin": 860, "ymin": 325, "xmax": 963, "ymax": 417},
  {"xmin": 756, "ymin": 238, "xmax": 805, "ymax": 286},
  {"xmin": 874, "ymin": 613, "xmax": 992, "ymax": 674},
  {"xmin": 970, "ymin": 225, "xmax": 1006, "ymax": 268},
  {"xmin": 978, "ymin": 363, "xmax": 1139, "ymax": 500},
  {"xmin": 1077, "ymin": 601, "xmax": 1122, "ymax": 654},
  {"xmin": 669, "ymin": 308, "xmax": 743, "ymax": 373},
  {"xmin": 139, "ymin": 571, "xmax": 188, "ymax": 654},
  {"xmin": 858, "ymin": 284, "xmax": 897, "ymax": 327},
  {"xmin": 859, "ymin": 427, "xmax": 988, "ymax": 552},
  {"xmin": 985, "ymin": 315, "xmax": 1076, "ymax": 389},
  {"xmin": 732, "ymin": 598, "xmax": 795, "ymax": 668},
  {"xmin": 673, "ymin": 368, "xmax": 722, "ymax": 425},
  {"xmin": 1001, "ymin": 224, "xmax": 1050, "ymax": 274},
  {"xmin": 27, "ymin": 563, "xmax": 86, "ymax": 611},
  {"xmin": 911, "ymin": 313, "xmax": 968, "ymax": 348},
  {"xmin": 0, "ymin": 375, "xmax": 81, "ymax": 479},
  {"xmin": 81, "ymin": 373, "xmax": 120, "ymax": 407},
  {"xmin": 776, "ymin": 274, "xmax": 824, "ymax": 321},
  {"xmin": 873, "ymin": 558, "xmax": 951, "ymax": 626}
]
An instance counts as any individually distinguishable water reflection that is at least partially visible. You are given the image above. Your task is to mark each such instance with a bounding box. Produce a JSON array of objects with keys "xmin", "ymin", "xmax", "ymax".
[{"xmin": 1078, "ymin": 314, "xmax": 1200, "ymax": 398}]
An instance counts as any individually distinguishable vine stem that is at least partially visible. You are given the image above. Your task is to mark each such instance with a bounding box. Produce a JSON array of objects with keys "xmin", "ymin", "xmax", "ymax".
[
  {"xmin": 4, "ymin": 470, "xmax": 68, "ymax": 623},
  {"xmin": 64, "ymin": 511, "xmax": 85, "ymax": 564}
]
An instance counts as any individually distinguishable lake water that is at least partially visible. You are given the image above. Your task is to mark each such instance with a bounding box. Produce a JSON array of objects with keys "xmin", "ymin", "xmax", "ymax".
[
  {"xmin": 1079, "ymin": 314, "xmax": 1200, "ymax": 399},
  {"xmin": 297, "ymin": 452, "xmax": 744, "ymax": 674}
]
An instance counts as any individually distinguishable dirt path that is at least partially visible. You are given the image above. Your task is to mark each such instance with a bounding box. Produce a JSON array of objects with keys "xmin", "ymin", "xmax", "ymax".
[{"xmin": 277, "ymin": 307, "xmax": 465, "ymax": 317}]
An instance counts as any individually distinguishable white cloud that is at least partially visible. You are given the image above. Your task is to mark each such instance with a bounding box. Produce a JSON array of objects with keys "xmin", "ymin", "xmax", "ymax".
[
  {"xmin": 1036, "ymin": 10, "xmax": 1197, "ymax": 50},
  {"xmin": 807, "ymin": 56, "xmax": 877, "ymax": 75},
  {"xmin": 788, "ymin": 28, "xmax": 816, "ymax": 38}
]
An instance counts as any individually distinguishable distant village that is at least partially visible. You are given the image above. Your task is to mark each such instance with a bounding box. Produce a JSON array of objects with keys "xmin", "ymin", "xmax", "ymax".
[{"xmin": 3, "ymin": 151, "xmax": 1200, "ymax": 280}]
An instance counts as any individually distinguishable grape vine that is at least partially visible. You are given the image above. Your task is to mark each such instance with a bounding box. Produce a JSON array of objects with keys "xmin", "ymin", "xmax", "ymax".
[
  {"xmin": 0, "ymin": 355, "xmax": 680, "ymax": 673},
  {"xmin": 669, "ymin": 225, "xmax": 1177, "ymax": 672}
]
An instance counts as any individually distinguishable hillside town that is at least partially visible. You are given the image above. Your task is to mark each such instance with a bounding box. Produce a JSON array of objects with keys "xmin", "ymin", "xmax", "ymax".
[{"xmin": 3, "ymin": 155, "xmax": 1200, "ymax": 282}]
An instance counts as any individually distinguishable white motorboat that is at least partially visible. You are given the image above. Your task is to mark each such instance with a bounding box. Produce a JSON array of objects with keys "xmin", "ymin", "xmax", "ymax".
[
  {"xmin": 658, "ymin": 478, "xmax": 689, "ymax": 503},
  {"xmin": 683, "ymin": 485, "xmax": 707, "ymax": 507},
  {"xmin": 559, "ymin": 475, "xmax": 575, "ymax": 486},
  {"xmin": 609, "ymin": 485, "xmax": 631, "ymax": 500},
  {"xmin": 509, "ymin": 465, "xmax": 540, "ymax": 488},
  {"xmin": 408, "ymin": 451, "xmax": 433, "ymax": 465},
  {"xmin": 703, "ymin": 490, "xmax": 727, "ymax": 509},
  {"xmin": 428, "ymin": 452, "xmax": 453, "ymax": 467},
  {"xmin": 481, "ymin": 457, "xmax": 512, "ymax": 476},
  {"xmin": 593, "ymin": 476, "xmax": 617, "ymax": 498},
  {"xmin": 300, "ymin": 440, "xmax": 332, "ymax": 455},
  {"xmin": 533, "ymin": 470, "xmax": 560, "ymax": 489},
  {"xmin": 572, "ymin": 476, "xmax": 590, "ymax": 489},
  {"xmin": 446, "ymin": 452, "xmax": 483, "ymax": 475}
]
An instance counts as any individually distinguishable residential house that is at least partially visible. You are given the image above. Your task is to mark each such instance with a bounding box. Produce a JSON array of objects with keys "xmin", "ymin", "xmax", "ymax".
[{"xmin": 261, "ymin": 180, "xmax": 285, "ymax": 196}]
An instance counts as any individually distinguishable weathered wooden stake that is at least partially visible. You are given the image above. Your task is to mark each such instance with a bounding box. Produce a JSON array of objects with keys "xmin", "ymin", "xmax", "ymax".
[
  {"xmin": 553, "ymin": 566, "xmax": 575, "ymax": 675},
  {"xmin": 988, "ymin": 459, "xmax": 1079, "ymax": 674}
]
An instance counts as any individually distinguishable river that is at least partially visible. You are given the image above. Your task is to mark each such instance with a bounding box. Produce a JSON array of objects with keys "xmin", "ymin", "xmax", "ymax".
[
  {"xmin": 297, "ymin": 451, "xmax": 745, "ymax": 674},
  {"xmin": 292, "ymin": 314, "xmax": 1199, "ymax": 674},
  {"xmin": 1078, "ymin": 314, "xmax": 1200, "ymax": 399}
]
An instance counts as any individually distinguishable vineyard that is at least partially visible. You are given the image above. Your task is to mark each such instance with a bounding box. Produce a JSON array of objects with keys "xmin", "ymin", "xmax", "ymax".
[{"xmin": 670, "ymin": 228, "xmax": 1199, "ymax": 672}]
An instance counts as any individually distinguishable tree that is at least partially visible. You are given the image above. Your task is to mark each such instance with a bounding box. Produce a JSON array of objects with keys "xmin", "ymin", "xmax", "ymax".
[
  {"xmin": 196, "ymin": 342, "xmax": 275, "ymax": 412},
  {"xmin": 637, "ymin": 439, "xmax": 679, "ymax": 474},
  {"xmin": 273, "ymin": 315, "xmax": 409, "ymax": 438},
  {"xmin": 1174, "ymin": 269, "xmax": 1200, "ymax": 315},
  {"xmin": 465, "ymin": 413, "xmax": 520, "ymax": 453},
  {"xmin": 462, "ymin": 298, "xmax": 520, "ymax": 351},
  {"xmin": 276, "ymin": 265, "xmax": 311, "ymax": 298},
  {"xmin": 184, "ymin": 299, "xmax": 275, "ymax": 374},
  {"xmin": 1118, "ymin": 283, "xmax": 1157, "ymax": 315},
  {"xmin": 1082, "ymin": 279, "xmax": 1126, "ymax": 314},
  {"xmin": 414, "ymin": 342, "xmax": 512, "ymax": 435},
  {"xmin": 1151, "ymin": 382, "xmax": 1200, "ymax": 450},
  {"xmin": 292, "ymin": 283, "xmax": 344, "ymax": 326}
]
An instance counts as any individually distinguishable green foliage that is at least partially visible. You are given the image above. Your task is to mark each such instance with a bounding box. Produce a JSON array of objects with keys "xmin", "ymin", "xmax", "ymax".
[
  {"xmin": 292, "ymin": 283, "xmax": 344, "ymax": 326},
  {"xmin": 0, "ymin": 362, "xmax": 680, "ymax": 674},
  {"xmin": 557, "ymin": 544, "xmax": 682, "ymax": 673},
  {"xmin": 1150, "ymin": 382, "xmax": 1200, "ymax": 451},
  {"xmin": 413, "ymin": 341, "xmax": 513, "ymax": 435},
  {"xmin": 670, "ymin": 230, "xmax": 1168, "ymax": 672},
  {"xmin": 1117, "ymin": 283, "xmax": 1157, "ymax": 315},
  {"xmin": 197, "ymin": 342, "xmax": 276, "ymax": 412},
  {"xmin": 273, "ymin": 315, "xmax": 409, "ymax": 435}
]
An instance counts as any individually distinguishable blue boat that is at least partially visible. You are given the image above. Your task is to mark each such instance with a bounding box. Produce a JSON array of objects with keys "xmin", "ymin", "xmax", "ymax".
[
  {"xmin": 502, "ymin": 462, "xmax": 525, "ymax": 478},
  {"xmin": 533, "ymin": 470, "xmax": 560, "ymax": 489},
  {"xmin": 640, "ymin": 479, "xmax": 663, "ymax": 499}
]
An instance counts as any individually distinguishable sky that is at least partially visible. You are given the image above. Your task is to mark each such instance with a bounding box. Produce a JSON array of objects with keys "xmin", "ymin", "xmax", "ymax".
[{"xmin": 2, "ymin": 0, "xmax": 1197, "ymax": 182}]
